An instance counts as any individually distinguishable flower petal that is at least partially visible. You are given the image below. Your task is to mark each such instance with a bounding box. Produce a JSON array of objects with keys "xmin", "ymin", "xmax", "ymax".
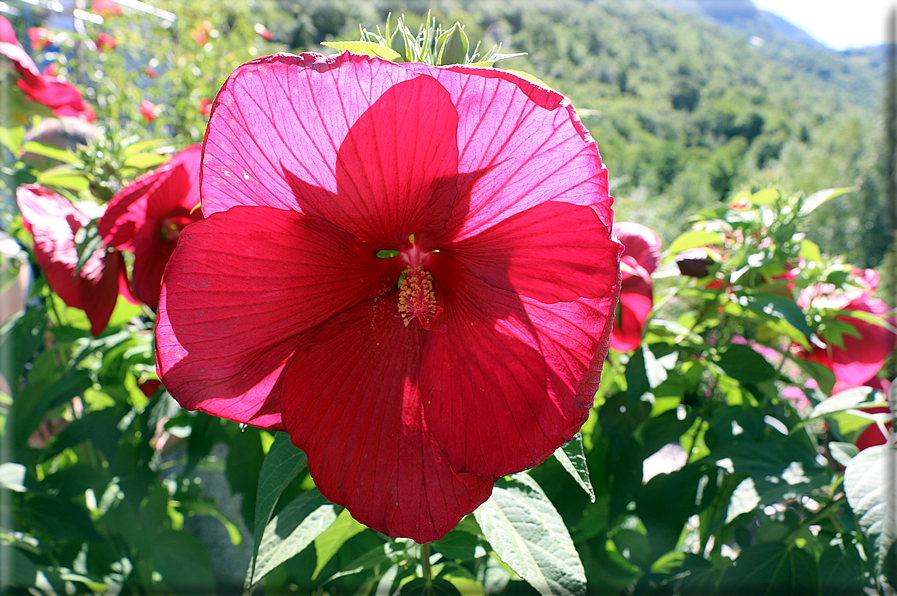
[
  {"xmin": 614, "ymin": 222, "xmax": 662, "ymax": 274},
  {"xmin": 294, "ymin": 75, "xmax": 459, "ymax": 248},
  {"xmin": 130, "ymin": 221, "xmax": 172, "ymax": 309},
  {"xmin": 201, "ymin": 52, "xmax": 416, "ymax": 217},
  {"xmin": 410, "ymin": 64, "xmax": 611, "ymax": 241},
  {"xmin": 448, "ymin": 200, "xmax": 621, "ymax": 303},
  {"xmin": 823, "ymin": 296, "xmax": 895, "ymax": 394},
  {"xmin": 17, "ymin": 185, "xmax": 89, "ymax": 308},
  {"xmin": 280, "ymin": 297, "xmax": 494, "ymax": 542},
  {"xmin": 609, "ymin": 257, "xmax": 653, "ymax": 353},
  {"xmin": 156, "ymin": 206, "xmax": 401, "ymax": 429},
  {"xmin": 79, "ymin": 249, "xmax": 126, "ymax": 336},
  {"xmin": 419, "ymin": 255, "xmax": 614, "ymax": 477}
]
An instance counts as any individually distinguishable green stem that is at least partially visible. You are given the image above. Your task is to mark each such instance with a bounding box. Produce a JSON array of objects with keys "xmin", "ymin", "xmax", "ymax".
[{"xmin": 421, "ymin": 542, "xmax": 432, "ymax": 585}]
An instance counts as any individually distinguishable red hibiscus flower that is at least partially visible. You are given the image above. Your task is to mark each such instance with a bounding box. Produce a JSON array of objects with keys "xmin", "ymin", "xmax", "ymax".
[
  {"xmin": 139, "ymin": 99, "xmax": 158, "ymax": 123},
  {"xmin": 95, "ymin": 32, "xmax": 116, "ymax": 51},
  {"xmin": 99, "ymin": 145, "xmax": 202, "ymax": 309},
  {"xmin": 155, "ymin": 52, "xmax": 622, "ymax": 542},
  {"xmin": 17, "ymin": 186, "xmax": 133, "ymax": 336},
  {"xmin": 609, "ymin": 222, "xmax": 660, "ymax": 353},
  {"xmin": 796, "ymin": 271, "xmax": 896, "ymax": 394},
  {"xmin": 0, "ymin": 16, "xmax": 94, "ymax": 121}
]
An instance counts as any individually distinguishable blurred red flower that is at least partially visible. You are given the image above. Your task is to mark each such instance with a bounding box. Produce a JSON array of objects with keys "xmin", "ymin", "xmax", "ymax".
[
  {"xmin": 199, "ymin": 98, "xmax": 212, "ymax": 117},
  {"xmin": 99, "ymin": 145, "xmax": 202, "ymax": 309},
  {"xmin": 610, "ymin": 222, "xmax": 660, "ymax": 353},
  {"xmin": 95, "ymin": 32, "xmax": 116, "ymax": 51},
  {"xmin": 26, "ymin": 27, "xmax": 52, "ymax": 50},
  {"xmin": 0, "ymin": 16, "xmax": 94, "ymax": 120},
  {"xmin": 156, "ymin": 52, "xmax": 621, "ymax": 542},
  {"xmin": 91, "ymin": 0, "xmax": 122, "ymax": 17},
  {"xmin": 254, "ymin": 23, "xmax": 273, "ymax": 41},
  {"xmin": 191, "ymin": 22, "xmax": 210, "ymax": 46},
  {"xmin": 17, "ymin": 186, "xmax": 134, "ymax": 336},
  {"xmin": 140, "ymin": 99, "xmax": 158, "ymax": 123}
]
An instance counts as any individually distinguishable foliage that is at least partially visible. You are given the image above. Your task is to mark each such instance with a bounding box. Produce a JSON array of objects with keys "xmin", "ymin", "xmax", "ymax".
[{"xmin": 1, "ymin": 2, "xmax": 894, "ymax": 596}]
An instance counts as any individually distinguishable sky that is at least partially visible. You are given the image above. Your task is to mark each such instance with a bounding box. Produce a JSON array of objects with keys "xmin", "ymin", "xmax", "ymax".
[{"xmin": 752, "ymin": 0, "xmax": 896, "ymax": 49}]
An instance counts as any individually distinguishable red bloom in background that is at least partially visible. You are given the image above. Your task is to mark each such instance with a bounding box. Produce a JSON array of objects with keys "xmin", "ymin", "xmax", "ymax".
[
  {"xmin": 609, "ymin": 222, "xmax": 660, "ymax": 353},
  {"xmin": 91, "ymin": 0, "xmax": 122, "ymax": 17},
  {"xmin": 191, "ymin": 22, "xmax": 210, "ymax": 46},
  {"xmin": 27, "ymin": 27, "xmax": 52, "ymax": 50},
  {"xmin": 99, "ymin": 145, "xmax": 202, "ymax": 309},
  {"xmin": 95, "ymin": 32, "xmax": 116, "ymax": 51},
  {"xmin": 199, "ymin": 98, "xmax": 212, "ymax": 117},
  {"xmin": 17, "ymin": 186, "xmax": 133, "ymax": 336},
  {"xmin": 0, "ymin": 16, "xmax": 94, "ymax": 121},
  {"xmin": 796, "ymin": 271, "xmax": 896, "ymax": 394},
  {"xmin": 253, "ymin": 23, "xmax": 273, "ymax": 41},
  {"xmin": 140, "ymin": 100, "xmax": 158, "ymax": 123},
  {"xmin": 156, "ymin": 52, "xmax": 622, "ymax": 542}
]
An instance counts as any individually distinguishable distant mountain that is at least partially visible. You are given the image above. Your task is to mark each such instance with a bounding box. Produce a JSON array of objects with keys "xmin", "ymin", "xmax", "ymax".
[{"xmin": 756, "ymin": 9, "xmax": 825, "ymax": 47}]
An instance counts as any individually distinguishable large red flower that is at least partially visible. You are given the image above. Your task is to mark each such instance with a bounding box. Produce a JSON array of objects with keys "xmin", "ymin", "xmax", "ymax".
[
  {"xmin": 797, "ymin": 271, "xmax": 896, "ymax": 394},
  {"xmin": 156, "ymin": 52, "xmax": 622, "ymax": 542},
  {"xmin": 0, "ymin": 16, "xmax": 94, "ymax": 120},
  {"xmin": 99, "ymin": 145, "xmax": 202, "ymax": 309},
  {"xmin": 17, "ymin": 185, "xmax": 132, "ymax": 336},
  {"xmin": 609, "ymin": 222, "xmax": 660, "ymax": 353}
]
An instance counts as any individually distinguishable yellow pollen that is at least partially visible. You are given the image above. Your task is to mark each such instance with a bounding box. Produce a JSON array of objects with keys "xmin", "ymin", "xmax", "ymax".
[{"xmin": 397, "ymin": 266, "xmax": 445, "ymax": 332}]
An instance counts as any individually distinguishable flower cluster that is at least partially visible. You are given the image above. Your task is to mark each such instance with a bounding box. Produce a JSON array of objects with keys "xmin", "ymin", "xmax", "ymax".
[{"xmin": 155, "ymin": 51, "xmax": 622, "ymax": 542}]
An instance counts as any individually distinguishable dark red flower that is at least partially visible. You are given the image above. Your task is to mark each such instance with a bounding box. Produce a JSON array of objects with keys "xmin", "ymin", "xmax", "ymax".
[
  {"xmin": 17, "ymin": 185, "xmax": 133, "ymax": 336},
  {"xmin": 609, "ymin": 222, "xmax": 660, "ymax": 353},
  {"xmin": 155, "ymin": 52, "xmax": 622, "ymax": 542},
  {"xmin": 0, "ymin": 16, "xmax": 94, "ymax": 121},
  {"xmin": 99, "ymin": 145, "xmax": 202, "ymax": 309},
  {"xmin": 95, "ymin": 32, "xmax": 116, "ymax": 51},
  {"xmin": 676, "ymin": 247, "xmax": 713, "ymax": 278},
  {"xmin": 855, "ymin": 406, "xmax": 892, "ymax": 452}
]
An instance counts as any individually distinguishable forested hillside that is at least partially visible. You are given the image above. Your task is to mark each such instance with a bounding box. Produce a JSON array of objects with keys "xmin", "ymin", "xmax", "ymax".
[{"xmin": 255, "ymin": 0, "xmax": 886, "ymax": 267}]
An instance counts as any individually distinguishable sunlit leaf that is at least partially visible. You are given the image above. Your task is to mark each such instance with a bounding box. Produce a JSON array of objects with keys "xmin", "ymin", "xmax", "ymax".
[
  {"xmin": 798, "ymin": 187, "xmax": 856, "ymax": 217},
  {"xmin": 553, "ymin": 432, "xmax": 595, "ymax": 502},
  {"xmin": 322, "ymin": 41, "xmax": 401, "ymax": 61},
  {"xmin": 844, "ymin": 445, "xmax": 896, "ymax": 564}
]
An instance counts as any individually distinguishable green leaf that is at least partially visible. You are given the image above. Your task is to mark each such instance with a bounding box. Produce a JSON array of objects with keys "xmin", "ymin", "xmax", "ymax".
[
  {"xmin": 474, "ymin": 473, "xmax": 586, "ymax": 596},
  {"xmin": 322, "ymin": 41, "xmax": 401, "ymax": 61},
  {"xmin": 247, "ymin": 432, "xmax": 308, "ymax": 587},
  {"xmin": 36, "ymin": 166, "xmax": 90, "ymax": 191},
  {"xmin": 740, "ymin": 293, "xmax": 813, "ymax": 339},
  {"xmin": 553, "ymin": 432, "xmax": 595, "ymax": 502},
  {"xmin": 0, "ymin": 123, "xmax": 26, "ymax": 154},
  {"xmin": 714, "ymin": 343, "xmax": 777, "ymax": 384},
  {"xmin": 0, "ymin": 462, "xmax": 26, "ymax": 492},
  {"xmin": 22, "ymin": 141, "xmax": 83, "ymax": 165},
  {"xmin": 809, "ymin": 386, "xmax": 878, "ymax": 419},
  {"xmin": 123, "ymin": 153, "xmax": 170, "ymax": 169},
  {"xmin": 400, "ymin": 577, "xmax": 464, "ymax": 596},
  {"xmin": 721, "ymin": 543, "xmax": 819, "ymax": 595},
  {"xmin": 819, "ymin": 539, "xmax": 866, "ymax": 594},
  {"xmin": 667, "ymin": 231, "xmax": 725, "ymax": 257},
  {"xmin": 750, "ymin": 188, "xmax": 780, "ymax": 205},
  {"xmin": 312, "ymin": 508, "xmax": 367, "ymax": 579},
  {"xmin": 250, "ymin": 488, "xmax": 341, "ymax": 586},
  {"xmin": 438, "ymin": 22, "xmax": 468, "ymax": 65},
  {"xmin": 798, "ymin": 187, "xmax": 856, "ymax": 217},
  {"xmin": 828, "ymin": 442, "xmax": 860, "ymax": 468},
  {"xmin": 844, "ymin": 445, "xmax": 896, "ymax": 564}
]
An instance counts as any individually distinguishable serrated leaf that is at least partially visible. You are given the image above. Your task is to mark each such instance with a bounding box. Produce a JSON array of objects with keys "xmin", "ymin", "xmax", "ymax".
[
  {"xmin": 246, "ymin": 432, "xmax": 308, "ymax": 588},
  {"xmin": 809, "ymin": 386, "xmax": 877, "ymax": 419},
  {"xmin": 798, "ymin": 187, "xmax": 855, "ymax": 217},
  {"xmin": 474, "ymin": 473, "xmax": 585, "ymax": 596},
  {"xmin": 666, "ymin": 231, "xmax": 725, "ymax": 257},
  {"xmin": 844, "ymin": 445, "xmax": 896, "ymax": 563},
  {"xmin": 250, "ymin": 488, "xmax": 340, "ymax": 586},
  {"xmin": 22, "ymin": 141, "xmax": 83, "ymax": 165},
  {"xmin": 553, "ymin": 432, "xmax": 595, "ymax": 502},
  {"xmin": 322, "ymin": 41, "xmax": 401, "ymax": 61}
]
